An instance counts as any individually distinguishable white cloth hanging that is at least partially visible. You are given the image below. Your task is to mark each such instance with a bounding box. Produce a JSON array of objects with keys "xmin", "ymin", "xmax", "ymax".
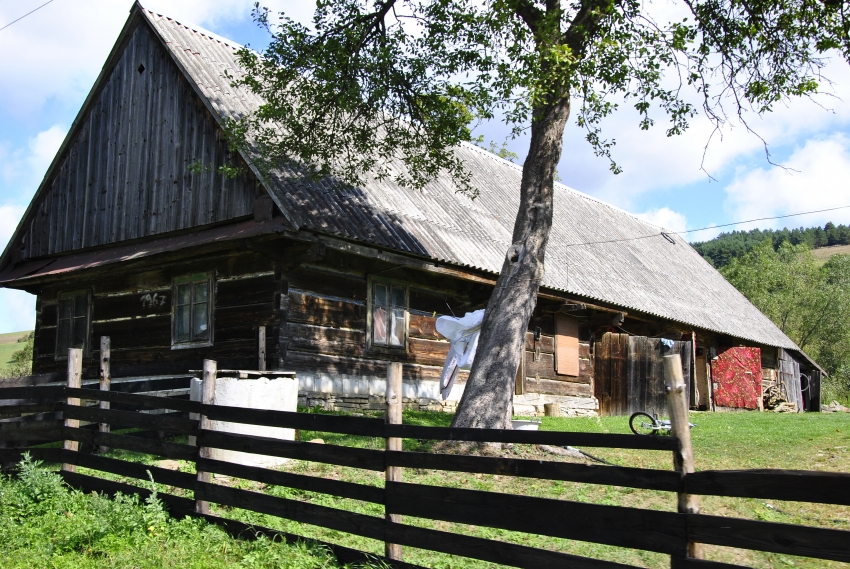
[{"xmin": 436, "ymin": 309, "xmax": 485, "ymax": 400}]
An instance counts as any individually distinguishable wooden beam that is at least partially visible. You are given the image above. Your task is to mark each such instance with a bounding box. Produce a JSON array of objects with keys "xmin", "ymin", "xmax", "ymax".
[{"xmin": 61, "ymin": 348, "xmax": 82, "ymax": 473}]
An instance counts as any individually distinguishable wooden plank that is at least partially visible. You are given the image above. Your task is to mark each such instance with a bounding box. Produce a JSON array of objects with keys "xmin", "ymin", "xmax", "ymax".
[
  {"xmin": 200, "ymin": 404, "xmax": 385, "ymax": 437},
  {"xmin": 525, "ymin": 376, "xmax": 593, "ymax": 397},
  {"xmin": 0, "ymin": 423, "xmax": 64, "ymax": 442},
  {"xmin": 197, "ymin": 429, "xmax": 386, "ymax": 471},
  {"xmin": 63, "ymin": 405, "xmax": 198, "ymax": 435},
  {"xmin": 195, "ymin": 481, "xmax": 387, "ymax": 541},
  {"xmin": 385, "ymin": 481, "xmax": 686, "ymax": 555},
  {"xmin": 0, "ymin": 447, "xmax": 64, "ymax": 464},
  {"xmin": 0, "ymin": 386, "xmax": 66, "ymax": 400},
  {"xmin": 386, "ymin": 521, "xmax": 640, "ymax": 569},
  {"xmin": 688, "ymin": 513, "xmax": 850, "ymax": 562},
  {"xmin": 385, "ymin": 361, "xmax": 403, "ymax": 561},
  {"xmin": 68, "ymin": 452, "xmax": 197, "ymax": 490},
  {"xmin": 385, "ymin": 450, "xmax": 681, "ymax": 491},
  {"xmin": 63, "ymin": 349, "xmax": 82, "ymax": 473},
  {"xmin": 99, "ymin": 336, "xmax": 111, "ymax": 453},
  {"xmin": 197, "ymin": 457, "xmax": 384, "ymax": 504},
  {"xmin": 686, "ymin": 469, "xmax": 850, "ymax": 506},
  {"xmin": 555, "ymin": 314, "xmax": 579, "ymax": 376},
  {"xmin": 63, "ymin": 427, "xmax": 196, "ymax": 461},
  {"xmin": 287, "ymin": 291, "xmax": 366, "ymax": 328},
  {"xmin": 196, "ymin": 359, "xmax": 217, "ymax": 515},
  {"xmin": 385, "ymin": 424, "xmax": 678, "ymax": 450},
  {"xmin": 65, "ymin": 386, "xmax": 200, "ymax": 413},
  {"xmin": 670, "ymin": 558, "xmax": 750, "ymax": 569},
  {"xmin": 196, "ymin": 513, "xmax": 425, "ymax": 569},
  {"xmin": 59, "ymin": 470, "xmax": 195, "ymax": 517},
  {"xmin": 595, "ymin": 333, "xmax": 611, "ymax": 416},
  {"xmin": 0, "ymin": 402, "xmax": 64, "ymax": 419}
]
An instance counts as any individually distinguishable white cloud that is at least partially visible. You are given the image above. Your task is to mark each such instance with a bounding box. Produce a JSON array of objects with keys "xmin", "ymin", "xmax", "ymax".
[
  {"xmin": 0, "ymin": 289, "xmax": 36, "ymax": 334},
  {"xmin": 635, "ymin": 207, "xmax": 688, "ymax": 233},
  {"xmin": 722, "ymin": 134, "xmax": 850, "ymax": 229}
]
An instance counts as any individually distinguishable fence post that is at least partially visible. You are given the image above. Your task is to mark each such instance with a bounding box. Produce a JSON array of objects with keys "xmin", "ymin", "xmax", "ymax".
[
  {"xmin": 195, "ymin": 359, "xmax": 217, "ymax": 515},
  {"xmin": 258, "ymin": 325, "xmax": 267, "ymax": 372},
  {"xmin": 61, "ymin": 348, "xmax": 82, "ymax": 473},
  {"xmin": 664, "ymin": 354, "xmax": 704, "ymax": 561},
  {"xmin": 385, "ymin": 361, "xmax": 403, "ymax": 562},
  {"xmin": 98, "ymin": 337, "xmax": 111, "ymax": 453}
]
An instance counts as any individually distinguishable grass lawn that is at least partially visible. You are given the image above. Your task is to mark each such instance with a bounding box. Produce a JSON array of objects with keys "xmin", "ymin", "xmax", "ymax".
[
  {"xmin": 0, "ymin": 330, "xmax": 31, "ymax": 366},
  {"xmin": 21, "ymin": 410, "xmax": 850, "ymax": 569}
]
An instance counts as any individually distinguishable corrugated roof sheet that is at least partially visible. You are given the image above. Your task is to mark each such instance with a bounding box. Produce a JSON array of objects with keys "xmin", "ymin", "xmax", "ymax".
[{"xmin": 143, "ymin": 8, "xmax": 798, "ymax": 350}]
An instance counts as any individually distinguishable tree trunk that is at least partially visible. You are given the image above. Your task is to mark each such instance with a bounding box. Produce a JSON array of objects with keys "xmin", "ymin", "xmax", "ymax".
[{"xmin": 451, "ymin": 97, "xmax": 572, "ymax": 429}]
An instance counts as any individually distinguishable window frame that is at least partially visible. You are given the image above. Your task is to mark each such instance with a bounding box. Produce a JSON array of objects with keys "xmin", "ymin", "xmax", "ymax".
[
  {"xmin": 171, "ymin": 273, "xmax": 214, "ymax": 349},
  {"xmin": 366, "ymin": 276, "xmax": 409, "ymax": 352},
  {"xmin": 55, "ymin": 290, "xmax": 92, "ymax": 360}
]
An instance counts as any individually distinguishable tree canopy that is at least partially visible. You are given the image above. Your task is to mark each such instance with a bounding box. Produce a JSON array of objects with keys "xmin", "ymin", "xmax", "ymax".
[
  {"xmin": 693, "ymin": 222, "xmax": 850, "ymax": 268},
  {"xmin": 228, "ymin": 0, "xmax": 850, "ymax": 428},
  {"xmin": 722, "ymin": 242, "xmax": 850, "ymax": 402}
]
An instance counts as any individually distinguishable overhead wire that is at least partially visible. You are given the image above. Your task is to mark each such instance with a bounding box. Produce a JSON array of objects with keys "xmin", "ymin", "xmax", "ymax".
[
  {"xmin": 562, "ymin": 204, "xmax": 850, "ymax": 248},
  {"xmin": 0, "ymin": 0, "xmax": 55, "ymax": 33}
]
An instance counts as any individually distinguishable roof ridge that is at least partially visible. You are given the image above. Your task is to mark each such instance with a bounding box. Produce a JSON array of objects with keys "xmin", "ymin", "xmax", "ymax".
[{"xmin": 139, "ymin": 4, "xmax": 244, "ymax": 52}]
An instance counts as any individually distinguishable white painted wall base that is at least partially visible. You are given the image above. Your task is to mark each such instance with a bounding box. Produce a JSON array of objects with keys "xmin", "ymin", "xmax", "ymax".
[{"xmin": 191, "ymin": 375, "xmax": 298, "ymax": 467}]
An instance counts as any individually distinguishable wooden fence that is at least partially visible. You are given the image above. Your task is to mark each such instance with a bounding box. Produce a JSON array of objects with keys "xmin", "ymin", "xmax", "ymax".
[{"xmin": 1, "ymin": 356, "xmax": 849, "ymax": 569}]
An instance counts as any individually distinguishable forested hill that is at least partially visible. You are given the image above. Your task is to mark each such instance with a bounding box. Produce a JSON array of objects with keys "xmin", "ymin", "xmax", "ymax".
[{"xmin": 691, "ymin": 223, "xmax": 850, "ymax": 268}]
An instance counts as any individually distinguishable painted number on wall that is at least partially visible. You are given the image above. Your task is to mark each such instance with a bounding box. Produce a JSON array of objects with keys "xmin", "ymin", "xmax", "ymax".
[{"xmin": 140, "ymin": 292, "xmax": 167, "ymax": 308}]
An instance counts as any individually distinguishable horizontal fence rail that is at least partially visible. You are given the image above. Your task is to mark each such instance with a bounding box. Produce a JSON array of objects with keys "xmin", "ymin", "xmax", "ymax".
[{"xmin": 2, "ymin": 376, "xmax": 850, "ymax": 569}]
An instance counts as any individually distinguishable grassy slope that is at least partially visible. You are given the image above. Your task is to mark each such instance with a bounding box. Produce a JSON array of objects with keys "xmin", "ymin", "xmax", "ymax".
[
  {"xmin": 0, "ymin": 330, "xmax": 31, "ymax": 366},
  {"xmin": 20, "ymin": 411, "xmax": 850, "ymax": 569},
  {"xmin": 811, "ymin": 244, "xmax": 850, "ymax": 267}
]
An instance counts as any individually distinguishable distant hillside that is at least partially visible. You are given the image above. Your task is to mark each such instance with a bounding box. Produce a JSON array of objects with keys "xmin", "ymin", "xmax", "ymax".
[
  {"xmin": 691, "ymin": 223, "xmax": 850, "ymax": 268},
  {"xmin": 0, "ymin": 331, "xmax": 32, "ymax": 367}
]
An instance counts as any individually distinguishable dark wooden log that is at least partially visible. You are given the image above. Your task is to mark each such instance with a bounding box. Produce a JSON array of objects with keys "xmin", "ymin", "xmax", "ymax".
[
  {"xmin": 0, "ymin": 422, "xmax": 64, "ymax": 442},
  {"xmin": 384, "ymin": 481, "xmax": 686, "ymax": 555},
  {"xmin": 670, "ymin": 558, "xmax": 750, "ymax": 569},
  {"xmin": 195, "ymin": 481, "xmax": 387, "ymax": 541},
  {"xmin": 195, "ymin": 513, "xmax": 425, "ymax": 569},
  {"xmin": 687, "ymin": 513, "xmax": 850, "ymax": 562},
  {"xmin": 67, "ymin": 451, "xmax": 197, "ymax": 490},
  {"xmin": 524, "ymin": 376, "xmax": 593, "ymax": 396},
  {"xmin": 0, "ymin": 386, "xmax": 66, "ymax": 400},
  {"xmin": 196, "ymin": 457, "xmax": 384, "ymax": 503},
  {"xmin": 0, "ymin": 447, "xmax": 64, "ymax": 464},
  {"xmin": 686, "ymin": 469, "xmax": 850, "ymax": 506},
  {"xmin": 385, "ymin": 450, "xmax": 681, "ymax": 491},
  {"xmin": 386, "ymin": 521, "xmax": 640, "ymax": 569},
  {"xmin": 197, "ymin": 429, "xmax": 386, "ymax": 471},
  {"xmin": 65, "ymin": 387, "xmax": 200, "ymax": 413},
  {"xmin": 63, "ymin": 427, "xmax": 196, "ymax": 461},
  {"xmin": 384, "ymin": 424, "xmax": 678, "ymax": 450},
  {"xmin": 63, "ymin": 405, "xmax": 198, "ymax": 435},
  {"xmin": 59, "ymin": 470, "xmax": 195, "ymax": 517},
  {"xmin": 199, "ymin": 404, "xmax": 385, "ymax": 437}
]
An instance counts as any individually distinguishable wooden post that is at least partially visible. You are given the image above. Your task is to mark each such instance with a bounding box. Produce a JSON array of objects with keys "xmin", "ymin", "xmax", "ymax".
[
  {"xmin": 195, "ymin": 359, "xmax": 217, "ymax": 515},
  {"xmin": 61, "ymin": 348, "xmax": 82, "ymax": 473},
  {"xmin": 544, "ymin": 403, "xmax": 560, "ymax": 417},
  {"xmin": 258, "ymin": 325, "xmax": 267, "ymax": 372},
  {"xmin": 385, "ymin": 362, "xmax": 403, "ymax": 562},
  {"xmin": 98, "ymin": 337, "xmax": 111, "ymax": 453},
  {"xmin": 663, "ymin": 354, "xmax": 704, "ymax": 561}
]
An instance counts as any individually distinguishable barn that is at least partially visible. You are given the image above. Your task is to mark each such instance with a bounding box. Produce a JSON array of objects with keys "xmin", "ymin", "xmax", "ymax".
[{"xmin": 0, "ymin": 3, "xmax": 822, "ymax": 417}]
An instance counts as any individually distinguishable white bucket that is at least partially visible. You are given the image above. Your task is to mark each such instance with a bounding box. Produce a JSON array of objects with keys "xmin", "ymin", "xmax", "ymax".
[{"xmin": 511, "ymin": 419, "xmax": 541, "ymax": 431}]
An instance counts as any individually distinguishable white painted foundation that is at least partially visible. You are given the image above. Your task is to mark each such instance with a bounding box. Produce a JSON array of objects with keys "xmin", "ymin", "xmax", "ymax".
[{"xmin": 191, "ymin": 374, "xmax": 298, "ymax": 467}]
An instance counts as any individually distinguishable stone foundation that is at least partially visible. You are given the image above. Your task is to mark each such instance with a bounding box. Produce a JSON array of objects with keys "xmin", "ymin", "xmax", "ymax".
[{"xmin": 298, "ymin": 377, "xmax": 598, "ymax": 417}]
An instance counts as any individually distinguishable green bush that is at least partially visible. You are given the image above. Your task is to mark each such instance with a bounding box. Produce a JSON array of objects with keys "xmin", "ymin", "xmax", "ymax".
[{"xmin": 0, "ymin": 454, "xmax": 345, "ymax": 568}]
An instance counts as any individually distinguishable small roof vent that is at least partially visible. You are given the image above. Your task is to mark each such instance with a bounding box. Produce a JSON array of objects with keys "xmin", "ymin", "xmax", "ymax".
[{"xmin": 137, "ymin": 63, "xmax": 146, "ymax": 74}]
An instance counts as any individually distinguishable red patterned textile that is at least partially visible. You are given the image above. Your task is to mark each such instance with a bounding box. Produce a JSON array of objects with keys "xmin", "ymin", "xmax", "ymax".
[{"xmin": 711, "ymin": 347, "xmax": 762, "ymax": 409}]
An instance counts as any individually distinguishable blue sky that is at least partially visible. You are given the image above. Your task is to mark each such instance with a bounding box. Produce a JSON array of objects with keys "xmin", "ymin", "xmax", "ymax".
[{"xmin": 1, "ymin": 0, "xmax": 850, "ymax": 333}]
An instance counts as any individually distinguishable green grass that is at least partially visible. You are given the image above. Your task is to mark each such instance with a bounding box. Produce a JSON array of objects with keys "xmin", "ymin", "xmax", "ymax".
[
  {"xmin": 0, "ymin": 330, "xmax": 31, "ymax": 366},
  {"xmin": 0, "ymin": 454, "xmax": 357, "ymax": 569},
  {"xmin": 13, "ymin": 411, "xmax": 850, "ymax": 568}
]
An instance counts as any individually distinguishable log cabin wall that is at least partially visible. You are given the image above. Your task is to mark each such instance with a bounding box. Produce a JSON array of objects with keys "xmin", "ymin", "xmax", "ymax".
[{"xmin": 32, "ymin": 251, "xmax": 279, "ymax": 378}]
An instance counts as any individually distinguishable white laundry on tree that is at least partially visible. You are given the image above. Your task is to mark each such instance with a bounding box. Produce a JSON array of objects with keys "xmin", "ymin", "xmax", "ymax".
[{"xmin": 436, "ymin": 309, "xmax": 485, "ymax": 400}]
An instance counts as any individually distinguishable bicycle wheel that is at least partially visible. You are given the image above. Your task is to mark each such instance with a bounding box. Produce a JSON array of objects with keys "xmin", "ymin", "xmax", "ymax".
[{"xmin": 629, "ymin": 412, "xmax": 659, "ymax": 435}]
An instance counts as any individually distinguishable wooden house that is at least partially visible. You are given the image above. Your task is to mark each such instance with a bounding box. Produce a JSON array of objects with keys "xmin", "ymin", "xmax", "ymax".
[{"xmin": 0, "ymin": 4, "xmax": 822, "ymax": 416}]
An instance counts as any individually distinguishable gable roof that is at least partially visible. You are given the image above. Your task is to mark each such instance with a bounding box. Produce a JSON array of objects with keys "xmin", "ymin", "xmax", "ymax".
[{"xmin": 1, "ymin": 3, "xmax": 800, "ymax": 352}]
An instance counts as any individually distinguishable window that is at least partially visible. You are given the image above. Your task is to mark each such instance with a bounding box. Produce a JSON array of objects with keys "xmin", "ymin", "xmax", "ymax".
[
  {"xmin": 371, "ymin": 281, "xmax": 407, "ymax": 348},
  {"xmin": 57, "ymin": 291, "xmax": 90, "ymax": 358},
  {"xmin": 173, "ymin": 274, "xmax": 212, "ymax": 347}
]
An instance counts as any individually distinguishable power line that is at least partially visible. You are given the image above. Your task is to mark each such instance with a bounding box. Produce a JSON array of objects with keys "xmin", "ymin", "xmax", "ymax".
[
  {"xmin": 0, "ymin": 0, "xmax": 55, "ymax": 33},
  {"xmin": 563, "ymin": 204, "xmax": 850, "ymax": 248}
]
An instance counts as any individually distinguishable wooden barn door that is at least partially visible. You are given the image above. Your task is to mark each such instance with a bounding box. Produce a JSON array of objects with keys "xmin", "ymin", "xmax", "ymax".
[
  {"xmin": 711, "ymin": 347, "xmax": 763, "ymax": 409},
  {"xmin": 778, "ymin": 349, "xmax": 803, "ymax": 412},
  {"xmin": 594, "ymin": 333, "xmax": 691, "ymax": 416}
]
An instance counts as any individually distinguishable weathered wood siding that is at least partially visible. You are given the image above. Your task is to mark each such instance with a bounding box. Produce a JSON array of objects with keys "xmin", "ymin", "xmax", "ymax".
[
  {"xmin": 594, "ymin": 333, "xmax": 692, "ymax": 416},
  {"xmin": 20, "ymin": 22, "xmax": 257, "ymax": 260},
  {"xmin": 33, "ymin": 252, "xmax": 278, "ymax": 377},
  {"xmin": 521, "ymin": 315, "xmax": 593, "ymax": 398}
]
